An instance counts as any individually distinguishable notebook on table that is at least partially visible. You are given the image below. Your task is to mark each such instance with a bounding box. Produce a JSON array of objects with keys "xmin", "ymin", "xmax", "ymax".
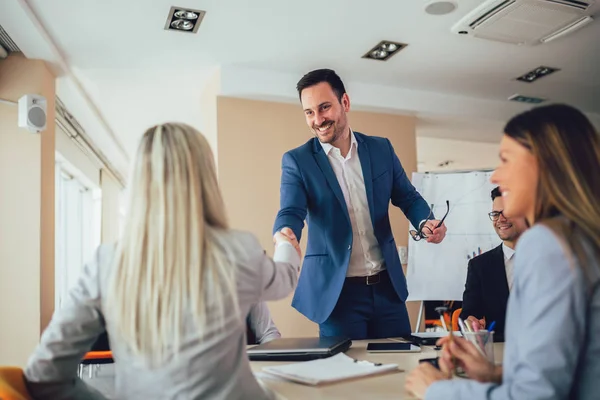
[
  {"xmin": 247, "ymin": 336, "xmax": 351, "ymax": 361},
  {"xmin": 261, "ymin": 353, "xmax": 399, "ymax": 386}
]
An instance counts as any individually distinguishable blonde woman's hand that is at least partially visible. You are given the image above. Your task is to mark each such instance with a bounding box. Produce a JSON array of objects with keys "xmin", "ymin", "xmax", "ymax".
[
  {"xmin": 273, "ymin": 227, "xmax": 301, "ymax": 259},
  {"xmin": 405, "ymin": 363, "xmax": 449, "ymax": 399}
]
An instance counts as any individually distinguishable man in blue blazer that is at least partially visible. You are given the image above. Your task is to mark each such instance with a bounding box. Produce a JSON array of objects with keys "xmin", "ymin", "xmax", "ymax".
[{"xmin": 273, "ymin": 69, "xmax": 447, "ymax": 339}]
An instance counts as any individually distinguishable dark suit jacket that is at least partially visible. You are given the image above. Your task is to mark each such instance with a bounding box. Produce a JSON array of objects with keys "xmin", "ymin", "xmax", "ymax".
[
  {"xmin": 460, "ymin": 244, "xmax": 509, "ymax": 341},
  {"xmin": 273, "ymin": 132, "xmax": 431, "ymax": 324}
]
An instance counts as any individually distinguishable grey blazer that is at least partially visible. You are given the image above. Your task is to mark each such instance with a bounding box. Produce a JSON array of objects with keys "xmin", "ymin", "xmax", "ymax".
[
  {"xmin": 24, "ymin": 230, "xmax": 300, "ymax": 400},
  {"xmin": 427, "ymin": 223, "xmax": 600, "ymax": 400}
]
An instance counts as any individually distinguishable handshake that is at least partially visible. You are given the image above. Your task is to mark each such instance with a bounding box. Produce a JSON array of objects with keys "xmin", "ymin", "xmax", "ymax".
[{"xmin": 273, "ymin": 227, "xmax": 302, "ymax": 259}]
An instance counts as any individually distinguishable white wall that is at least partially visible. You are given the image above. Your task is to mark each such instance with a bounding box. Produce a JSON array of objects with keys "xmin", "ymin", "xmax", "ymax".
[
  {"xmin": 417, "ymin": 136, "xmax": 499, "ymax": 173},
  {"xmin": 55, "ymin": 124, "xmax": 101, "ymax": 187}
]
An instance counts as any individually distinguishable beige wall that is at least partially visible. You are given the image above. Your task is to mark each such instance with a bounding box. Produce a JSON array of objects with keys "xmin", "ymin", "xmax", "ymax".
[
  {"xmin": 417, "ymin": 136, "xmax": 499, "ymax": 173},
  {"xmin": 0, "ymin": 53, "xmax": 55, "ymax": 366},
  {"xmin": 216, "ymin": 96, "xmax": 422, "ymax": 336}
]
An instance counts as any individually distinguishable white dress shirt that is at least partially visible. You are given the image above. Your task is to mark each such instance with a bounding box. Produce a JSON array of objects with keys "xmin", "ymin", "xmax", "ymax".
[
  {"xmin": 502, "ymin": 243, "xmax": 515, "ymax": 290},
  {"xmin": 319, "ymin": 131, "xmax": 384, "ymax": 277}
]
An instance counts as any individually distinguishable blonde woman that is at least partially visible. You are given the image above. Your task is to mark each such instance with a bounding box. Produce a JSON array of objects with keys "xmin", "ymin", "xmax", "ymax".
[
  {"xmin": 24, "ymin": 123, "xmax": 301, "ymax": 399},
  {"xmin": 406, "ymin": 104, "xmax": 600, "ymax": 399}
]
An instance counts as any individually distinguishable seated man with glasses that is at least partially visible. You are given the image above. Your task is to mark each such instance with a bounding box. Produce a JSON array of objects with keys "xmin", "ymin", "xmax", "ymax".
[{"xmin": 459, "ymin": 187, "xmax": 527, "ymax": 341}]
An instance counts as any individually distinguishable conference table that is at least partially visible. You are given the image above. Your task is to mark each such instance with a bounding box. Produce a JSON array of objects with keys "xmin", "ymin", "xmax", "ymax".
[{"xmin": 250, "ymin": 339, "xmax": 505, "ymax": 400}]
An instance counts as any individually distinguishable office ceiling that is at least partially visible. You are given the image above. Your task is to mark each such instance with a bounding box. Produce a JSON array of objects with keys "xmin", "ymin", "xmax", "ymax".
[{"xmin": 2, "ymin": 0, "xmax": 599, "ymax": 170}]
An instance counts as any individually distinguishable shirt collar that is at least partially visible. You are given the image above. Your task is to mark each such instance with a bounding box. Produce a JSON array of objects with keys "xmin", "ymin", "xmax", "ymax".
[
  {"xmin": 319, "ymin": 128, "xmax": 356, "ymax": 156},
  {"xmin": 502, "ymin": 243, "xmax": 515, "ymax": 260}
]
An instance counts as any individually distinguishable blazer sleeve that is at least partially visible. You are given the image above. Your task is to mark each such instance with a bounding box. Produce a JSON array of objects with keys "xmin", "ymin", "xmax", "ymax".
[
  {"xmin": 259, "ymin": 241, "xmax": 300, "ymax": 301},
  {"xmin": 273, "ymin": 151, "xmax": 308, "ymax": 241},
  {"xmin": 460, "ymin": 258, "xmax": 484, "ymax": 320},
  {"xmin": 426, "ymin": 225, "xmax": 588, "ymax": 400},
  {"xmin": 24, "ymin": 248, "xmax": 109, "ymax": 400},
  {"xmin": 237, "ymin": 231, "xmax": 300, "ymax": 303},
  {"xmin": 387, "ymin": 139, "xmax": 431, "ymax": 229}
]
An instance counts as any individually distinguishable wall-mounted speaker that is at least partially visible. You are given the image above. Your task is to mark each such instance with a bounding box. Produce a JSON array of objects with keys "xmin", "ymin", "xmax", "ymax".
[{"xmin": 18, "ymin": 94, "xmax": 47, "ymax": 133}]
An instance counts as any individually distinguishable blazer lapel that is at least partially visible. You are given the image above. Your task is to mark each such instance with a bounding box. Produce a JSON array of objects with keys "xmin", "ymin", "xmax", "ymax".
[
  {"xmin": 356, "ymin": 135, "xmax": 375, "ymax": 223},
  {"xmin": 313, "ymin": 141, "xmax": 350, "ymax": 222}
]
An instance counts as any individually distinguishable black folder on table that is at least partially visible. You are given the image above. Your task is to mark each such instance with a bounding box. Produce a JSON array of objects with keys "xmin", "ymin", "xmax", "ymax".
[{"xmin": 247, "ymin": 336, "xmax": 352, "ymax": 361}]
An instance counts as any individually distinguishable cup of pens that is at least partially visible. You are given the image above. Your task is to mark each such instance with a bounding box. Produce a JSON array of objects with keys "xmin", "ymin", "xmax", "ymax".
[{"xmin": 463, "ymin": 330, "xmax": 495, "ymax": 364}]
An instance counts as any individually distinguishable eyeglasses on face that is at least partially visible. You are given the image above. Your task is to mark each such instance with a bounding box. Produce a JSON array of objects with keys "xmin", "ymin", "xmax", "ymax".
[
  {"xmin": 409, "ymin": 200, "xmax": 450, "ymax": 242},
  {"xmin": 488, "ymin": 210, "xmax": 505, "ymax": 221}
]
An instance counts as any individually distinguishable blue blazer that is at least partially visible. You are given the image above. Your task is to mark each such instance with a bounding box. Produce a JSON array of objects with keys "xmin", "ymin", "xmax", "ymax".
[{"xmin": 273, "ymin": 132, "xmax": 431, "ymax": 324}]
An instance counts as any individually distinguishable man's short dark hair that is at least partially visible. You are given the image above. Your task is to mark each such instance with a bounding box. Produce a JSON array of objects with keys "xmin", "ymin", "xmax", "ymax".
[
  {"xmin": 296, "ymin": 69, "xmax": 346, "ymax": 103},
  {"xmin": 491, "ymin": 187, "xmax": 502, "ymax": 201}
]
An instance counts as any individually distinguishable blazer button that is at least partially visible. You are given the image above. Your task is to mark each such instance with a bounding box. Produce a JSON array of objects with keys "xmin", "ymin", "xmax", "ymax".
[{"xmin": 348, "ymin": 245, "xmax": 352, "ymax": 250}]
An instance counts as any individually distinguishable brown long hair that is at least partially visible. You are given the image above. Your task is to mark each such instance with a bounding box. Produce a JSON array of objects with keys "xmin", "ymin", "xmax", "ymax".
[{"xmin": 504, "ymin": 104, "xmax": 600, "ymax": 287}]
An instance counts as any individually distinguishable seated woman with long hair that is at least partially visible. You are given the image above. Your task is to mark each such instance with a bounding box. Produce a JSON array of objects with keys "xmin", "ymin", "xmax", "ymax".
[
  {"xmin": 406, "ymin": 104, "xmax": 600, "ymax": 399},
  {"xmin": 24, "ymin": 123, "xmax": 301, "ymax": 399}
]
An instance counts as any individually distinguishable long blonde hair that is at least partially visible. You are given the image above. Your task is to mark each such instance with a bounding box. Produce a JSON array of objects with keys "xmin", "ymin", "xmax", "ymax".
[
  {"xmin": 107, "ymin": 123, "xmax": 237, "ymax": 364},
  {"xmin": 504, "ymin": 104, "xmax": 600, "ymax": 289}
]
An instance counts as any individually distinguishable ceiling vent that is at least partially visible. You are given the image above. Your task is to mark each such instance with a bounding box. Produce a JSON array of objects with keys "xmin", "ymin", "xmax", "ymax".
[
  {"xmin": 0, "ymin": 24, "xmax": 21, "ymax": 58},
  {"xmin": 451, "ymin": 0, "xmax": 595, "ymax": 45}
]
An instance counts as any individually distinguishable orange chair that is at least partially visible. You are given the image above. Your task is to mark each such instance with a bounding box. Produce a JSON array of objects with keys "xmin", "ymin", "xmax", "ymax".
[
  {"xmin": 0, "ymin": 367, "xmax": 32, "ymax": 400},
  {"xmin": 78, "ymin": 351, "xmax": 114, "ymax": 379},
  {"xmin": 452, "ymin": 308, "xmax": 463, "ymax": 332},
  {"xmin": 424, "ymin": 318, "xmax": 444, "ymax": 329}
]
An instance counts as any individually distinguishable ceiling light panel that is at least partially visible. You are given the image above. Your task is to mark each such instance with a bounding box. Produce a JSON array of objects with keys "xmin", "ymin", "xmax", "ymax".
[
  {"xmin": 508, "ymin": 94, "xmax": 546, "ymax": 104},
  {"xmin": 362, "ymin": 40, "xmax": 408, "ymax": 61},
  {"xmin": 164, "ymin": 6, "xmax": 206, "ymax": 33},
  {"xmin": 515, "ymin": 65, "xmax": 560, "ymax": 83}
]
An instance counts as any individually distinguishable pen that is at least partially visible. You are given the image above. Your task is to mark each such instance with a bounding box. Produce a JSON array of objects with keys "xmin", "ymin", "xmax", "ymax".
[
  {"xmin": 444, "ymin": 312, "xmax": 457, "ymax": 377},
  {"xmin": 457, "ymin": 318, "xmax": 467, "ymax": 335},
  {"xmin": 439, "ymin": 314, "xmax": 449, "ymax": 331},
  {"xmin": 487, "ymin": 321, "xmax": 496, "ymax": 333}
]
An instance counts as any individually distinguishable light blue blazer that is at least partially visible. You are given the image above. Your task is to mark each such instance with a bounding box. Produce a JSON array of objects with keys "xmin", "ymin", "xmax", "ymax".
[{"xmin": 427, "ymin": 223, "xmax": 600, "ymax": 400}]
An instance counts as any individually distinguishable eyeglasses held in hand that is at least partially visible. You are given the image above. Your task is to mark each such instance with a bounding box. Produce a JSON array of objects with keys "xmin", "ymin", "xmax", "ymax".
[
  {"xmin": 488, "ymin": 210, "xmax": 505, "ymax": 221},
  {"xmin": 409, "ymin": 200, "xmax": 450, "ymax": 242}
]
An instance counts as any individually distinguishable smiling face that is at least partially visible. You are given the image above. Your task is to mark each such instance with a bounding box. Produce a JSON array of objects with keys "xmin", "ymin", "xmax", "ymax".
[
  {"xmin": 491, "ymin": 135, "xmax": 539, "ymax": 223},
  {"xmin": 492, "ymin": 196, "xmax": 527, "ymax": 242},
  {"xmin": 300, "ymin": 82, "xmax": 350, "ymax": 145}
]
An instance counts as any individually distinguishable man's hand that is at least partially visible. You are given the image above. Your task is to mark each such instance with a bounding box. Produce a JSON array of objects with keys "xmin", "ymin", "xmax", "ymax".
[
  {"xmin": 273, "ymin": 227, "xmax": 301, "ymax": 259},
  {"xmin": 423, "ymin": 220, "xmax": 447, "ymax": 244},
  {"xmin": 466, "ymin": 315, "xmax": 486, "ymax": 331}
]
